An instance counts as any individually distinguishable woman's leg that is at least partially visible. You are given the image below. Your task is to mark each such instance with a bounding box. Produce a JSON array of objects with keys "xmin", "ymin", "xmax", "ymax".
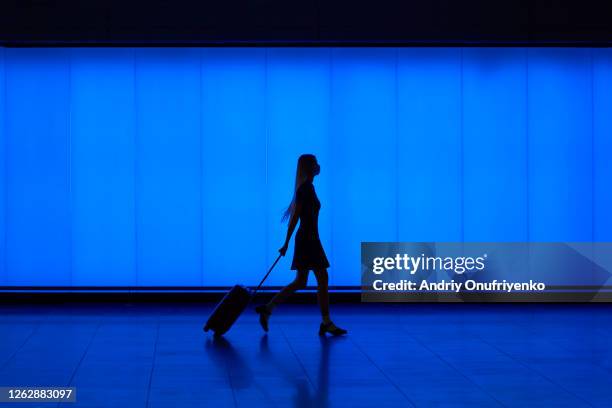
[
  {"xmin": 266, "ymin": 269, "xmax": 309, "ymax": 312},
  {"xmin": 313, "ymin": 268, "xmax": 347, "ymax": 335},
  {"xmin": 312, "ymin": 268, "xmax": 330, "ymax": 323}
]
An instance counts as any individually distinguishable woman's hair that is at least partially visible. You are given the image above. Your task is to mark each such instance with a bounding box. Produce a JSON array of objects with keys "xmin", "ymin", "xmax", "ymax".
[{"xmin": 281, "ymin": 154, "xmax": 317, "ymax": 223}]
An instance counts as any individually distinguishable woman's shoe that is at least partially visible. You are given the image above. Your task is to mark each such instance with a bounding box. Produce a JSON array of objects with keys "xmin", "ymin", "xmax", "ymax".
[
  {"xmin": 319, "ymin": 322, "xmax": 347, "ymax": 336},
  {"xmin": 255, "ymin": 305, "xmax": 271, "ymax": 332}
]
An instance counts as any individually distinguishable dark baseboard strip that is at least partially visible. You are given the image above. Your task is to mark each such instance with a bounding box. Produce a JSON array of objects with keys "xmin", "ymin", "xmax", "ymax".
[
  {"xmin": 2, "ymin": 291, "xmax": 612, "ymax": 304},
  {"xmin": 3, "ymin": 42, "xmax": 612, "ymax": 48},
  {"xmin": 0, "ymin": 291, "xmax": 361, "ymax": 304},
  {"xmin": 0, "ymin": 285, "xmax": 361, "ymax": 291}
]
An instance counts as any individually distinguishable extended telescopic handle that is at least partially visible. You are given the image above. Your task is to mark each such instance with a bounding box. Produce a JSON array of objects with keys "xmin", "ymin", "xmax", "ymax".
[{"xmin": 252, "ymin": 253, "xmax": 283, "ymax": 295}]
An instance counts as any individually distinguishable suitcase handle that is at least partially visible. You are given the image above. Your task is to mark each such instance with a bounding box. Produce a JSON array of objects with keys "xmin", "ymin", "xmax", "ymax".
[{"xmin": 252, "ymin": 253, "xmax": 283, "ymax": 295}]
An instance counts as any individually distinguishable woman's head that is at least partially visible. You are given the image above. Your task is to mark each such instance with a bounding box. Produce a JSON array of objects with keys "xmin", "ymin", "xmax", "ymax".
[
  {"xmin": 297, "ymin": 154, "xmax": 320, "ymax": 178},
  {"xmin": 281, "ymin": 154, "xmax": 320, "ymax": 222}
]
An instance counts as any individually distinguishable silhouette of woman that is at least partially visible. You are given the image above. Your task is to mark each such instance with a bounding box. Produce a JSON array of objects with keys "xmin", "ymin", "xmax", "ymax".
[{"xmin": 255, "ymin": 154, "xmax": 347, "ymax": 336}]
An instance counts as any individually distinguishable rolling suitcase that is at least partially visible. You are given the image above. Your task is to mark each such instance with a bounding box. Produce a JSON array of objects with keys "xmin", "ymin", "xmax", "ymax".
[{"xmin": 203, "ymin": 254, "xmax": 282, "ymax": 336}]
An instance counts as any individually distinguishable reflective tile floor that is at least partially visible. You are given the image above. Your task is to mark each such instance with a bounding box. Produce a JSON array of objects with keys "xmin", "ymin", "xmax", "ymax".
[{"xmin": 0, "ymin": 302, "xmax": 611, "ymax": 407}]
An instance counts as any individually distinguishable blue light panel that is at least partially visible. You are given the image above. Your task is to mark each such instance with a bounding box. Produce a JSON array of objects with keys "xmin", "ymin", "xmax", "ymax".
[
  {"xmin": 0, "ymin": 47, "xmax": 610, "ymax": 288},
  {"xmin": 331, "ymin": 48, "xmax": 398, "ymax": 285},
  {"xmin": 528, "ymin": 48, "xmax": 593, "ymax": 242},
  {"xmin": 135, "ymin": 48, "xmax": 202, "ymax": 286},
  {"xmin": 200, "ymin": 48, "xmax": 267, "ymax": 286},
  {"xmin": 70, "ymin": 48, "xmax": 136, "ymax": 286},
  {"xmin": 593, "ymin": 49, "xmax": 612, "ymax": 242},
  {"xmin": 5, "ymin": 48, "xmax": 71, "ymax": 286},
  {"xmin": 266, "ymin": 48, "xmax": 332, "ymax": 286},
  {"xmin": 0, "ymin": 47, "xmax": 4, "ymax": 285},
  {"xmin": 397, "ymin": 48, "xmax": 462, "ymax": 242},
  {"xmin": 463, "ymin": 48, "xmax": 528, "ymax": 241}
]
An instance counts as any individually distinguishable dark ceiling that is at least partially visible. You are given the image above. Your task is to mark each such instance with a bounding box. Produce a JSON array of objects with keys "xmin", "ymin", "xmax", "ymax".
[{"xmin": 1, "ymin": 0, "xmax": 611, "ymax": 45}]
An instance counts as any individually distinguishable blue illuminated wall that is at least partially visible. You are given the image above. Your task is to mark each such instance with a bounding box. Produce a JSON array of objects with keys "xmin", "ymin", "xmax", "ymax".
[{"xmin": 0, "ymin": 47, "xmax": 611, "ymax": 288}]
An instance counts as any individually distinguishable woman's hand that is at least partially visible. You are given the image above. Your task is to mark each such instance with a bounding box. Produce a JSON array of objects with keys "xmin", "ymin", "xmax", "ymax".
[{"xmin": 279, "ymin": 243, "xmax": 288, "ymax": 256}]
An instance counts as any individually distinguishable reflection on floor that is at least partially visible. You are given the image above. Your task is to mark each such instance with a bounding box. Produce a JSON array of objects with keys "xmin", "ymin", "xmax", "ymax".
[{"xmin": 0, "ymin": 302, "xmax": 611, "ymax": 407}]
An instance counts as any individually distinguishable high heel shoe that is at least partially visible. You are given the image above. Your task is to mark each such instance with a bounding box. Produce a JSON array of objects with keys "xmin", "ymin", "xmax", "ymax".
[
  {"xmin": 319, "ymin": 322, "xmax": 348, "ymax": 336},
  {"xmin": 255, "ymin": 305, "xmax": 271, "ymax": 332}
]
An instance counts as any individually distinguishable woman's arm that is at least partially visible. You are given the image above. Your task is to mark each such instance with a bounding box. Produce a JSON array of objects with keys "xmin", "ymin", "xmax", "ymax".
[{"xmin": 279, "ymin": 200, "xmax": 301, "ymax": 256}]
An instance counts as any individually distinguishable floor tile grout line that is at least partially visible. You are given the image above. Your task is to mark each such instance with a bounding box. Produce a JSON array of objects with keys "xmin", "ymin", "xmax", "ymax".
[
  {"xmin": 58, "ymin": 321, "xmax": 102, "ymax": 408},
  {"xmin": 144, "ymin": 317, "xmax": 160, "ymax": 408},
  {"xmin": 550, "ymin": 337, "xmax": 612, "ymax": 377},
  {"xmin": 404, "ymin": 330, "xmax": 509, "ymax": 408},
  {"xmin": 278, "ymin": 325, "xmax": 318, "ymax": 393},
  {"xmin": 225, "ymin": 355, "xmax": 239, "ymax": 408},
  {"xmin": 4, "ymin": 304, "xmax": 612, "ymax": 407},
  {"xmin": 206, "ymin": 326, "xmax": 301, "ymax": 408},
  {"xmin": 0, "ymin": 320, "xmax": 43, "ymax": 372},
  {"xmin": 64, "ymin": 321, "xmax": 101, "ymax": 385},
  {"xmin": 405, "ymin": 315, "xmax": 605, "ymax": 407},
  {"xmin": 348, "ymin": 337, "xmax": 418, "ymax": 408},
  {"xmin": 222, "ymin": 337, "xmax": 240, "ymax": 408},
  {"xmin": 474, "ymin": 333, "xmax": 596, "ymax": 408},
  {"xmin": 503, "ymin": 317, "xmax": 612, "ymax": 381}
]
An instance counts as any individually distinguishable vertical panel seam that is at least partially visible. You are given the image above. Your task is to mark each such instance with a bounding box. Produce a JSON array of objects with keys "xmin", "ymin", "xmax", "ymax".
[
  {"xmin": 2, "ymin": 47, "xmax": 6, "ymax": 283},
  {"xmin": 264, "ymin": 48, "xmax": 270, "ymax": 270},
  {"xmin": 460, "ymin": 48, "xmax": 464, "ymax": 243},
  {"xmin": 590, "ymin": 49, "xmax": 595, "ymax": 242},
  {"xmin": 525, "ymin": 48, "xmax": 531, "ymax": 282},
  {"xmin": 525, "ymin": 48, "xmax": 531, "ymax": 277},
  {"xmin": 67, "ymin": 49, "xmax": 73, "ymax": 286},
  {"xmin": 589, "ymin": 48, "xmax": 595, "ymax": 290},
  {"xmin": 394, "ymin": 48, "xmax": 399, "ymax": 243},
  {"xmin": 525, "ymin": 48, "xmax": 530, "ymax": 243},
  {"xmin": 133, "ymin": 48, "xmax": 139, "ymax": 287},
  {"xmin": 328, "ymin": 47, "xmax": 334, "ymax": 285},
  {"xmin": 199, "ymin": 48, "xmax": 204, "ymax": 287}
]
